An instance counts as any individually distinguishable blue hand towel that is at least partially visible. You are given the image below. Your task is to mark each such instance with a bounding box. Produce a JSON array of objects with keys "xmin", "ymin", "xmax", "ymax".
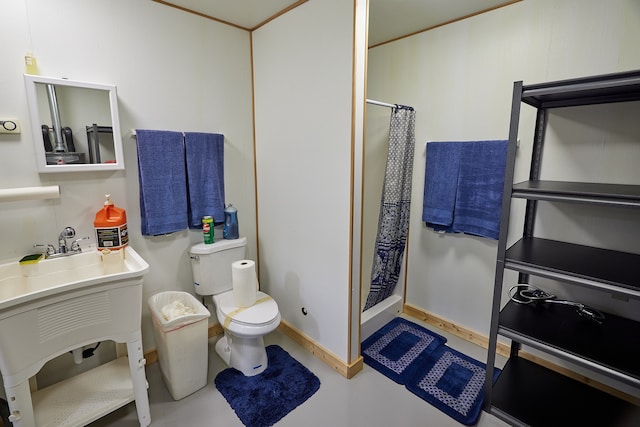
[
  {"xmin": 452, "ymin": 140, "xmax": 507, "ymax": 240},
  {"xmin": 422, "ymin": 142, "xmax": 464, "ymax": 228},
  {"xmin": 136, "ymin": 129, "xmax": 188, "ymax": 236},
  {"xmin": 184, "ymin": 132, "xmax": 225, "ymax": 228},
  {"xmin": 422, "ymin": 140, "xmax": 507, "ymax": 240}
]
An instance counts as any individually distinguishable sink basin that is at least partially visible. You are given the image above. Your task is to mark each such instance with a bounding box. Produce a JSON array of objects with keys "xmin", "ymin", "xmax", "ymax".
[
  {"xmin": 0, "ymin": 246, "xmax": 149, "ymax": 311},
  {"xmin": 0, "ymin": 245, "xmax": 151, "ymax": 426}
]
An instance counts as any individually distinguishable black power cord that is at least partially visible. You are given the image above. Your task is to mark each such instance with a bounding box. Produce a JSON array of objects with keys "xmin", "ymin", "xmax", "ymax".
[
  {"xmin": 68, "ymin": 342, "xmax": 102, "ymax": 359},
  {"xmin": 82, "ymin": 342, "xmax": 101, "ymax": 358},
  {"xmin": 509, "ymin": 284, "xmax": 605, "ymax": 324}
]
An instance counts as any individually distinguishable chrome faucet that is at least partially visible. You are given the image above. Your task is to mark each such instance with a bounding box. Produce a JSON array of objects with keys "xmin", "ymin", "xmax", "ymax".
[
  {"xmin": 35, "ymin": 226, "xmax": 90, "ymax": 259},
  {"xmin": 58, "ymin": 226, "xmax": 75, "ymax": 254}
]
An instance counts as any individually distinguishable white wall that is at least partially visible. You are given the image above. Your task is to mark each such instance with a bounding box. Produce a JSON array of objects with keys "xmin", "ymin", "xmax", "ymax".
[
  {"xmin": 366, "ymin": 0, "xmax": 640, "ymax": 336},
  {"xmin": 0, "ymin": 0, "xmax": 255, "ymax": 359},
  {"xmin": 252, "ymin": 0, "xmax": 356, "ymax": 362},
  {"xmin": 8, "ymin": 0, "xmax": 637, "ymax": 388},
  {"xmin": 1, "ymin": 0, "xmax": 365, "ymax": 382}
]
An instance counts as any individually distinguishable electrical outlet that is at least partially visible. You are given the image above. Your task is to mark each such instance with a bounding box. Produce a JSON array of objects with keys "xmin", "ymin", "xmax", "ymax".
[{"xmin": 0, "ymin": 119, "xmax": 21, "ymax": 134}]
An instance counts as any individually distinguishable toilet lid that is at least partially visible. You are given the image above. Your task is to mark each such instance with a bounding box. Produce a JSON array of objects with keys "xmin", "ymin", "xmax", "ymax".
[{"xmin": 217, "ymin": 290, "xmax": 279, "ymax": 326}]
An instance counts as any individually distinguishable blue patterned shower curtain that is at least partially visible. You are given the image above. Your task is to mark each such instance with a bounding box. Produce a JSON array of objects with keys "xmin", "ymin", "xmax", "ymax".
[{"xmin": 364, "ymin": 106, "xmax": 416, "ymax": 311}]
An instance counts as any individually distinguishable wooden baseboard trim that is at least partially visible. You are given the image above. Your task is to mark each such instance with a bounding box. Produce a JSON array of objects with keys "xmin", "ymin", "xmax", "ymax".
[
  {"xmin": 278, "ymin": 320, "xmax": 363, "ymax": 379},
  {"xmin": 403, "ymin": 303, "xmax": 511, "ymax": 357},
  {"xmin": 144, "ymin": 348, "xmax": 158, "ymax": 365},
  {"xmin": 403, "ymin": 303, "xmax": 640, "ymax": 406},
  {"xmin": 208, "ymin": 322, "xmax": 224, "ymax": 338},
  {"xmin": 144, "ymin": 321, "xmax": 362, "ymax": 379}
]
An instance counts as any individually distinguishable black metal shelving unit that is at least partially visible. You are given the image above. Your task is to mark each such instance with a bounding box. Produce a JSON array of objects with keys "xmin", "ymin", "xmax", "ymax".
[
  {"xmin": 86, "ymin": 124, "xmax": 113, "ymax": 164},
  {"xmin": 484, "ymin": 70, "xmax": 640, "ymax": 426}
]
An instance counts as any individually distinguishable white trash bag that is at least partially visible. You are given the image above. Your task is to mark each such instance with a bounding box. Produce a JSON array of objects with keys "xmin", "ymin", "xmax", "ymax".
[
  {"xmin": 148, "ymin": 291, "xmax": 210, "ymax": 332},
  {"xmin": 148, "ymin": 291, "xmax": 211, "ymax": 400}
]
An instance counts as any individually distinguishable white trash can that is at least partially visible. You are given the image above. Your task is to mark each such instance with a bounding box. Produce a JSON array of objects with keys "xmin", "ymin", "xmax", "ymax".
[{"xmin": 148, "ymin": 291, "xmax": 211, "ymax": 400}]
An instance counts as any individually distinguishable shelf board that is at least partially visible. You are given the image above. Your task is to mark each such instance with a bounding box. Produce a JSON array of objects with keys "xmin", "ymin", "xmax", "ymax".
[
  {"xmin": 521, "ymin": 70, "xmax": 640, "ymax": 109},
  {"xmin": 505, "ymin": 237, "xmax": 640, "ymax": 297},
  {"xmin": 499, "ymin": 300, "xmax": 640, "ymax": 387},
  {"xmin": 512, "ymin": 180, "xmax": 640, "ymax": 207},
  {"xmin": 32, "ymin": 356, "xmax": 135, "ymax": 427},
  {"xmin": 490, "ymin": 357, "xmax": 640, "ymax": 427}
]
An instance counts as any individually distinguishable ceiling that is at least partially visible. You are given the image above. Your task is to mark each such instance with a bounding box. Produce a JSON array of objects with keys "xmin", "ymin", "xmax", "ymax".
[{"xmin": 156, "ymin": 0, "xmax": 517, "ymax": 47}]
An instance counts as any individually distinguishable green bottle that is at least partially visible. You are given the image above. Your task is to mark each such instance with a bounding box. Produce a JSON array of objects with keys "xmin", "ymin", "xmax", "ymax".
[{"xmin": 202, "ymin": 216, "xmax": 214, "ymax": 244}]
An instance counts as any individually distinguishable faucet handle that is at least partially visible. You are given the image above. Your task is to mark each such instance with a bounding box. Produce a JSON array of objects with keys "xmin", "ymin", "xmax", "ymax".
[
  {"xmin": 70, "ymin": 236, "xmax": 90, "ymax": 252},
  {"xmin": 34, "ymin": 243, "xmax": 56, "ymax": 256}
]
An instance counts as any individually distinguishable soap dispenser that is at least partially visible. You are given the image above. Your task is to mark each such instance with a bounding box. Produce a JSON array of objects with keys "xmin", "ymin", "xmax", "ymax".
[
  {"xmin": 94, "ymin": 194, "xmax": 128, "ymax": 250},
  {"xmin": 223, "ymin": 204, "xmax": 239, "ymax": 240}
]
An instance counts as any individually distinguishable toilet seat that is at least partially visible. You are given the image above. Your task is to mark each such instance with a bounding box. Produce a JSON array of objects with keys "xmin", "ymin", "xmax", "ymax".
[{"xmin": 215, "ymin": 290, "xmax": 279, "ymax": 327}]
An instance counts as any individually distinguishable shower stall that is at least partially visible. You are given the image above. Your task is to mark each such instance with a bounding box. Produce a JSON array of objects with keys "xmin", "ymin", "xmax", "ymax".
[{"xmin": 360, "ymin": 99, "xmax": 416, "ymax": 340}]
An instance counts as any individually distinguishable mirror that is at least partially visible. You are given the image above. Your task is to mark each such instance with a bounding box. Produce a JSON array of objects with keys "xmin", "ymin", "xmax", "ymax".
[{"xmin": 24, "ymin": 74, "xmax": 124, "ymax": 173}]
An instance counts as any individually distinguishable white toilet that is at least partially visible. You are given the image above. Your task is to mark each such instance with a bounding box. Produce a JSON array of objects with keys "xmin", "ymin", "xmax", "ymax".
[{"xmin": 189, "ymin": 237, "xmax": 281, "ymax": 376}]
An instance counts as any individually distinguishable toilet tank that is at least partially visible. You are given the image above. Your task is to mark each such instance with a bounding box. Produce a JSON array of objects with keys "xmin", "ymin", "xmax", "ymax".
[{"xmin": 190, "ymin": 237, "xmax": 247, "ymax": 296}]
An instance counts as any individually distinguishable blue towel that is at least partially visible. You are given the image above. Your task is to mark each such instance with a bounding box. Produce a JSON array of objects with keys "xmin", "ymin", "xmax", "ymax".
[
  {"xmin": 184, "ymin": 132, "xmax": 225, "ymax": 227},
  {"xmin": 453, "ymin": 140, "xmax": 508, "ymax": 239},
  {"xmin": 422, "ymin": 140, "xmax": 507, "ymax": 240},
  {"xmin": 422, "ymin": 142, "xmax": 464, "ymax": 227},
  {"xmin": 136, "ymin": 130, "xmax": 188, "ymax": 236}
]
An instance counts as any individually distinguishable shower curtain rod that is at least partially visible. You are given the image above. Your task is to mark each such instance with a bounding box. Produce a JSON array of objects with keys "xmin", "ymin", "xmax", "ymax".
[{"xmin": 366, "ymin": 98, "xmax": 396, "ymax": 108}]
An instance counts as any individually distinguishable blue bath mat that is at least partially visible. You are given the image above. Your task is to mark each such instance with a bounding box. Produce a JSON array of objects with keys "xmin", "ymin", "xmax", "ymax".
[
  {"xmin": 361, "ymin": 317, "xmax": 447, "ymax": 384},
  {"xmin": 405, "ymin": 344, "xmax": 501, "ymax": 425},
  {"xmin": 214, "ymin": 345, "xmax": 320, "ymax": 427}
]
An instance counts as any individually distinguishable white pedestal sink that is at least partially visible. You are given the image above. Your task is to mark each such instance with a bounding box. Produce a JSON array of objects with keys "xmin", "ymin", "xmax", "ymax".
[{"xmin": 0, "ymin": 246, "xmax": 151, "ymax": 427}]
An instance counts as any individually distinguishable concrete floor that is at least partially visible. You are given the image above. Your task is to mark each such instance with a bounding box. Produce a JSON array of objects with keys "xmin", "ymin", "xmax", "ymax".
[{"xmin": 90, "ymin": 315, "xmax": 509, "ymax": 427}]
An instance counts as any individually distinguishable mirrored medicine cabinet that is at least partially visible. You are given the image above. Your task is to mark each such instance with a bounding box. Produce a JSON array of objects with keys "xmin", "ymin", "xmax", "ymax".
[{"xmin": 24, "ymin": 74, "xmax": 124, "ymax": 173}]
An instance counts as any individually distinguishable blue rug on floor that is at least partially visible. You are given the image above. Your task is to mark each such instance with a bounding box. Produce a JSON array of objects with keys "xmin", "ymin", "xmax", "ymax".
[
  {"xmin": 214, "ymin": 345, "xmax": 320, "ymax": 427},
  {"xmin": 361, "ymin": 317, "xmax": 447, "ymax": 384},
  {"xmin": 405, "ymin": 344, "xmax": 501, "ymax": 426}
]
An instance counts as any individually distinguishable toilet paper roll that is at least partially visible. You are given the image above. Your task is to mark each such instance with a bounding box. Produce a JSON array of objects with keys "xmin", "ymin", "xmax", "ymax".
[
  {"xmin": 0, "ymin": 185, "xmax": 60, "ymax": 202},
  {"xmin": 232, "ymin": 259, "xmax": 258, "ymax": 307}
]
